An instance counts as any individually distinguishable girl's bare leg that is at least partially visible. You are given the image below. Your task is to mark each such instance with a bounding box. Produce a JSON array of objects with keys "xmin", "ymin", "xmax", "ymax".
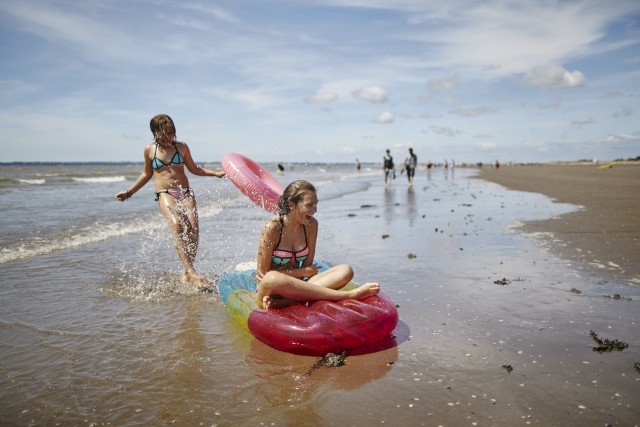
[
  {"xmin": 257, "ymin": 270, "xmax": 379, "ymax": 309},
  {"xmin": 306, "ymin": 264, "xmax": 353, "ymax": 290},
  {"xmin": 158, "ymin": 195, "xmax": 210, "ymax": 289},
  {"xmin": 179, "ymin": 195, "xmax": 201, "ymax": 264}
]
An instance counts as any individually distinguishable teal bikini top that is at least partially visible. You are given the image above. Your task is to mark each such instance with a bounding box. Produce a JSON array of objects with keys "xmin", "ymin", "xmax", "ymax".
[{"xmin": 152, "ymin": 143, "xmax": 184, "ymax": 170}]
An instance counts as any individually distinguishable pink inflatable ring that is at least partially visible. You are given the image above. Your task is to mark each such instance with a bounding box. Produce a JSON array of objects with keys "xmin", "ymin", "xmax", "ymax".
[{"xmin": 222, "ymin": 153, "xmax": 284, "ymax": 213}]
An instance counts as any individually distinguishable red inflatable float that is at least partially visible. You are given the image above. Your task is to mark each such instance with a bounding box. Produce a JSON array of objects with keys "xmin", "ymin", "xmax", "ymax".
[
  {"xmin": 219, "ymin": 262, "xmax": 399, "ymax": 356},
  {"xmin": 222, "ymin": 153, "xmax": 283, "ymax": 213}
]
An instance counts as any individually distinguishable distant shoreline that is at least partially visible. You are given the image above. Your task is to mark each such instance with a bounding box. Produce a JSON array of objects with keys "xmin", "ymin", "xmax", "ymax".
[
  {"xmin": 0, "ymin": 162, "xmax": 145, "ymax": 166},
  {"xmin": 2, "ymin": 159, "xmax": 637, "ymax": 167},
  {"xmin": 0, "ymin": 161, "xmax": 362, "ymax": 166}
]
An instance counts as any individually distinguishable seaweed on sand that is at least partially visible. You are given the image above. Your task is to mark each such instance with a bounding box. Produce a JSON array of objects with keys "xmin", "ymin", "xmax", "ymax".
[
  {"xmin": 589, "ymin": 330, "xmax": 628, "ymax": 353},
  {"xmin": 307, "ymin": 351, "xmax": 348, "ymax": 375}
]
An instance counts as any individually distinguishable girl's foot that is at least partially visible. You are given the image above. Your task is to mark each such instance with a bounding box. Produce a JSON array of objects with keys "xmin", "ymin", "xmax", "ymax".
[
  {"xmin": 183, "ymin": 271, "xmax": 213, "ymax": 292},
  {"xmin": 262, "ymin": 295, "xmax": 297, "ymax": 309},
  {"xmin": 350, "ymin": 282, "xmax": 380, "ymax": 300}
]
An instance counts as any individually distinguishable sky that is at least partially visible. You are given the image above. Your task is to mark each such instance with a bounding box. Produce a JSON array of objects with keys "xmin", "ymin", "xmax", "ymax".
[{"xmin": 1, "ymin": 0, "xmax": 639, "ymax": 164}]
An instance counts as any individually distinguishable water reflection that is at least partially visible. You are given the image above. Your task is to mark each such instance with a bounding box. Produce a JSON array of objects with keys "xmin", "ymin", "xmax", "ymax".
[
  {"xmin": 244, "ymin": 328, "xmax": 401, "ymax": 421},
  {"xmin": 406, "ymin": 186, "xmax": 416, "ymax": 226},
  {"xmin": 154, "ymin": 301, "xmax": 216, "ymax": 424},
  {"xmin": 383, "ymin": 187, "xmax": 396, "ymax": 224}
]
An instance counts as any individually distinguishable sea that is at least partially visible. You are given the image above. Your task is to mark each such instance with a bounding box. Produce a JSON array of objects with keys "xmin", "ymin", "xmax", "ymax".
[{"xmin": 1, "ymin": 162, "xmax": 638, "ymax": 426}]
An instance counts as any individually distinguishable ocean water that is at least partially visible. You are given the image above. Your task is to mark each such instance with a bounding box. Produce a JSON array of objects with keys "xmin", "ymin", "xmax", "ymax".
[{"xmin": 1, "ymin": 163, "xmax": 638, "ymax": 426}]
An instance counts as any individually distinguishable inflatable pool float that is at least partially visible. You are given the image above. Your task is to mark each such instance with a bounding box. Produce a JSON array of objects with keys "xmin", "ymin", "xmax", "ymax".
[
  {"xmin": 219, "ymin": 262, "xmax": 399, "ymax": 356},
  {"xmin": 222, "ymin": 153, "xmax": 283, "ymax": 213}
]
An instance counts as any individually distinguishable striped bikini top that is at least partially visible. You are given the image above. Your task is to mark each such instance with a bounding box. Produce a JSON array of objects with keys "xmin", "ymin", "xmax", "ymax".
[{"xmin": 272, "ymin": 224, "xmax": 310, "ymax": 267}]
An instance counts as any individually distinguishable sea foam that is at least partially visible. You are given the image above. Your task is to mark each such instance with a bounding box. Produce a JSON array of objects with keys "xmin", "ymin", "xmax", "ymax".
[{"xmin": 71, "ymin": 176, "xmax": 127, "ymax": 183}]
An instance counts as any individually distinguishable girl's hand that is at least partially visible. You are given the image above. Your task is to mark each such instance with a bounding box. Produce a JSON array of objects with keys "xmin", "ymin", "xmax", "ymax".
[
  {"xmin": 304, "ymin": 264, "xmax": 320, "ymax": 277},
  {"xmin": 115, "ymin": 190, "xmax": 131, "ymax": 201}
]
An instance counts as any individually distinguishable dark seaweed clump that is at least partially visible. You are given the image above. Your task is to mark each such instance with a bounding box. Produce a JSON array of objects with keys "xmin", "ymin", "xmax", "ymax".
[
  {"xmin": 307, "ymin": 351, "xmax": 348, "ymax": 375},
  {"xmin": 589, "ymin": 330, "xmax": 628, "ymax": 353}
]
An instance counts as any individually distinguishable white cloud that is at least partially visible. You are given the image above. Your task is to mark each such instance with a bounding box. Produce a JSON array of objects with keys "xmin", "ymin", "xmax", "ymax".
[
  {"xmin": 606, "ymin": 132, "xmax": 640, "ymax": 142},
  {"xmin": 180, "ymin": 3, "xmax": 241, "ymax": 25},
  {"xmin": 451, "ymin": 107, "xmax": 497, "ymax": 117},
  {"xmin": 613, "ymin": 106, "xmax": 634, "ymax": 118},
  {"xmin": 374, "ymin": 112, "xmax": 395, "ymax": 123},
  {"xmin": 304, "ymin": 91, "xmax": 339, "ymax": 104},
  {"xmin": 523, "ymin": 65, "xmax": 586, "ymax": 90},
  {"xmin": 352, "ymin": 86, "xmax": 389, "ymax": 103},
  {"xmin": 541, "ymin": 96, "xmax": 568, "ymax": 109},
  {"xmin": 0, "ymin": 2, "xmax": 141, "ymax": 63},
  {"xmin": 232, "ymin": 90, "xmax": 280, "ymax": 109},
  {"xmin": 572, "ymin": 116, "xmax": 596, "ymax": 125},
  {"xmin": 599, "ymin": 91, "xmax": 624, "ymax": 99},
  {"xmin": 428, "ymin": 125, "xmax": 462, "ymax": 137},
  {"xmin": 341, "ymin": 145, "xmax": 356, "ymax": 153},
  {"xmin": 400, "ymin": 1, "xmax": 637, "ymax": 76},
  {"xmin": 477, "ymin": 142, "xmax": 497, "ymax": 151},
  {"xmin": 427, "ymin": 76, "xmax": 459, "ymax": 93}
]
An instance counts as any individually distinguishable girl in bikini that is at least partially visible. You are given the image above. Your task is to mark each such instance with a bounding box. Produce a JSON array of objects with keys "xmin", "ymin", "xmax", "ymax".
[
  {"xmin": 255, "ymin": 180, "xmax": 380, "ymax": 309},
  {"xmin": 115, "ymin": 114, "xmax": 225, "ymax": 290}
]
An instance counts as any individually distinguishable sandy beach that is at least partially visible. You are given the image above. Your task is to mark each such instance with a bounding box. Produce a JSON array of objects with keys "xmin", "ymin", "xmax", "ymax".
[
  {"xmin": 1, "ymin": 163, "xmax": 639, "ymax": 426},
  {"xmin": 477, "ymin": 163, "xmax": 640, "ymax": 286}
]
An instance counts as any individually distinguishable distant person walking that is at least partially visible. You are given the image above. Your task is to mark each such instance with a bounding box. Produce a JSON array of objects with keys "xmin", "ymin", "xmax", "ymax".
[
  {"xmin": 404, "ymin": 148, "xmax": 417, "ymax": 186},
  {"xmin": 356, "ymin": 158, "xmax": 361, "ymax": 171},
  {"xmin": 382, "ymin": 149, "xmax": 395, "ymax": 185}
]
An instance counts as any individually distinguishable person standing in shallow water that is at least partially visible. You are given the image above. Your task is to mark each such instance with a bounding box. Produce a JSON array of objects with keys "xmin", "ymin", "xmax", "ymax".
[
  {"xmin": 382, "ymin": 149, "xmax": 394, "ymax": 185},
  {"xmin": 404, "ymin": 147, "xmax": 417, "ymax": 186},
  {"xmin": 255, "ymin": 180, "xmax": 380, "ymax": 309},
  {"xmin": 115, "ymin": 114, "xmax": 225, "ymax": 291}
]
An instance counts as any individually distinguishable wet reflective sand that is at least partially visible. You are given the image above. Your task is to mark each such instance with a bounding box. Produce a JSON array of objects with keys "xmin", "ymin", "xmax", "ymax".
[{"xmin": 1, "ymin": 164, "xmax": 638, "ymax": 426}]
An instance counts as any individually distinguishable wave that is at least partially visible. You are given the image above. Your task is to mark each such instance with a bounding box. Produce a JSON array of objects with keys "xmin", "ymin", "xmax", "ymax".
[
  {"xmin": 0, "ymin": 221, "xmax": 159, "ymax": 265},
  {"xmin": 18, "ymin": 178, "xmax": 46, "ymax": 185},
  {"xmin": 0, "ymin": 199, "xmax": 232, "ymax": 265},
  {"xmin": 0, "ymin": 177, "xmax": 47, "ymax": 185},
  {"xmin": 1, "ymin": 174, "xmax": 128, "ymax": 186},
  {"xmin": 71, "ymin": 176, "xmax": 127, "ymax": 183}
]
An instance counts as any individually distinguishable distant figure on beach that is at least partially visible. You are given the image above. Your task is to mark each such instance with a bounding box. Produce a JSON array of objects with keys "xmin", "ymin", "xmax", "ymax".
[
  {"xmin": 495, "ymin": 160, "xmax": 500, "ymax": 169},
  {"xmin": 356, "ymin": 158, "xmax": 361, "ymax": 171},
  {"xmin": 383, "ymin": 149, "xmax": 395, "ymax": 185},
  {"xmin": 255, "ymin": 180, "xmax": 380, "ymax": 309},
  {"xmin": 115, "ymin": 114, "xmax": 225, "ymax": 291},
  {"xmin": 277, "ymin": 163, "xmax": 285, "ymax": 175},
  {"xmin": 404, "ymin": 148, "xmax": 417, "ymax": 186}
]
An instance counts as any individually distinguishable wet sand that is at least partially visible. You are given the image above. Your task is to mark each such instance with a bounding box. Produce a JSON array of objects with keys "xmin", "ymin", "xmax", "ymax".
[
  {"xmin": 2, "ymin": 164, "xmax": 639, "ymax": 426},
  {"xmin": 477, "ymin": 163, "xmax": 640, "ymax": 285}
]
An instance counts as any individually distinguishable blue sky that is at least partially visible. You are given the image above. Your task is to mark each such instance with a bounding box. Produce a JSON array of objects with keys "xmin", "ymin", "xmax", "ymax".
[{"xmin": 1, "ymin": 0, "xmax": 639, "ymax": 164}]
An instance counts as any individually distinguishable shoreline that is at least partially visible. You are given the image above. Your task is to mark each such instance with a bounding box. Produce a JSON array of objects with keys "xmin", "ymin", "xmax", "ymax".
[{"xmin": 476, "ymin": 163, "xmax": 640, "ymax": 285}]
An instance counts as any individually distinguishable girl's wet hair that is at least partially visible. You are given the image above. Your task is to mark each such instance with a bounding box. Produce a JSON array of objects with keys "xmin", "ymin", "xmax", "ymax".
[
  {"xmin": 277, "ymin": 180, "xmax": 316, "ymax": 217},
  {"xmin": 150, "ymin": 114, "xmax": 177, "ymax": 143}
]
